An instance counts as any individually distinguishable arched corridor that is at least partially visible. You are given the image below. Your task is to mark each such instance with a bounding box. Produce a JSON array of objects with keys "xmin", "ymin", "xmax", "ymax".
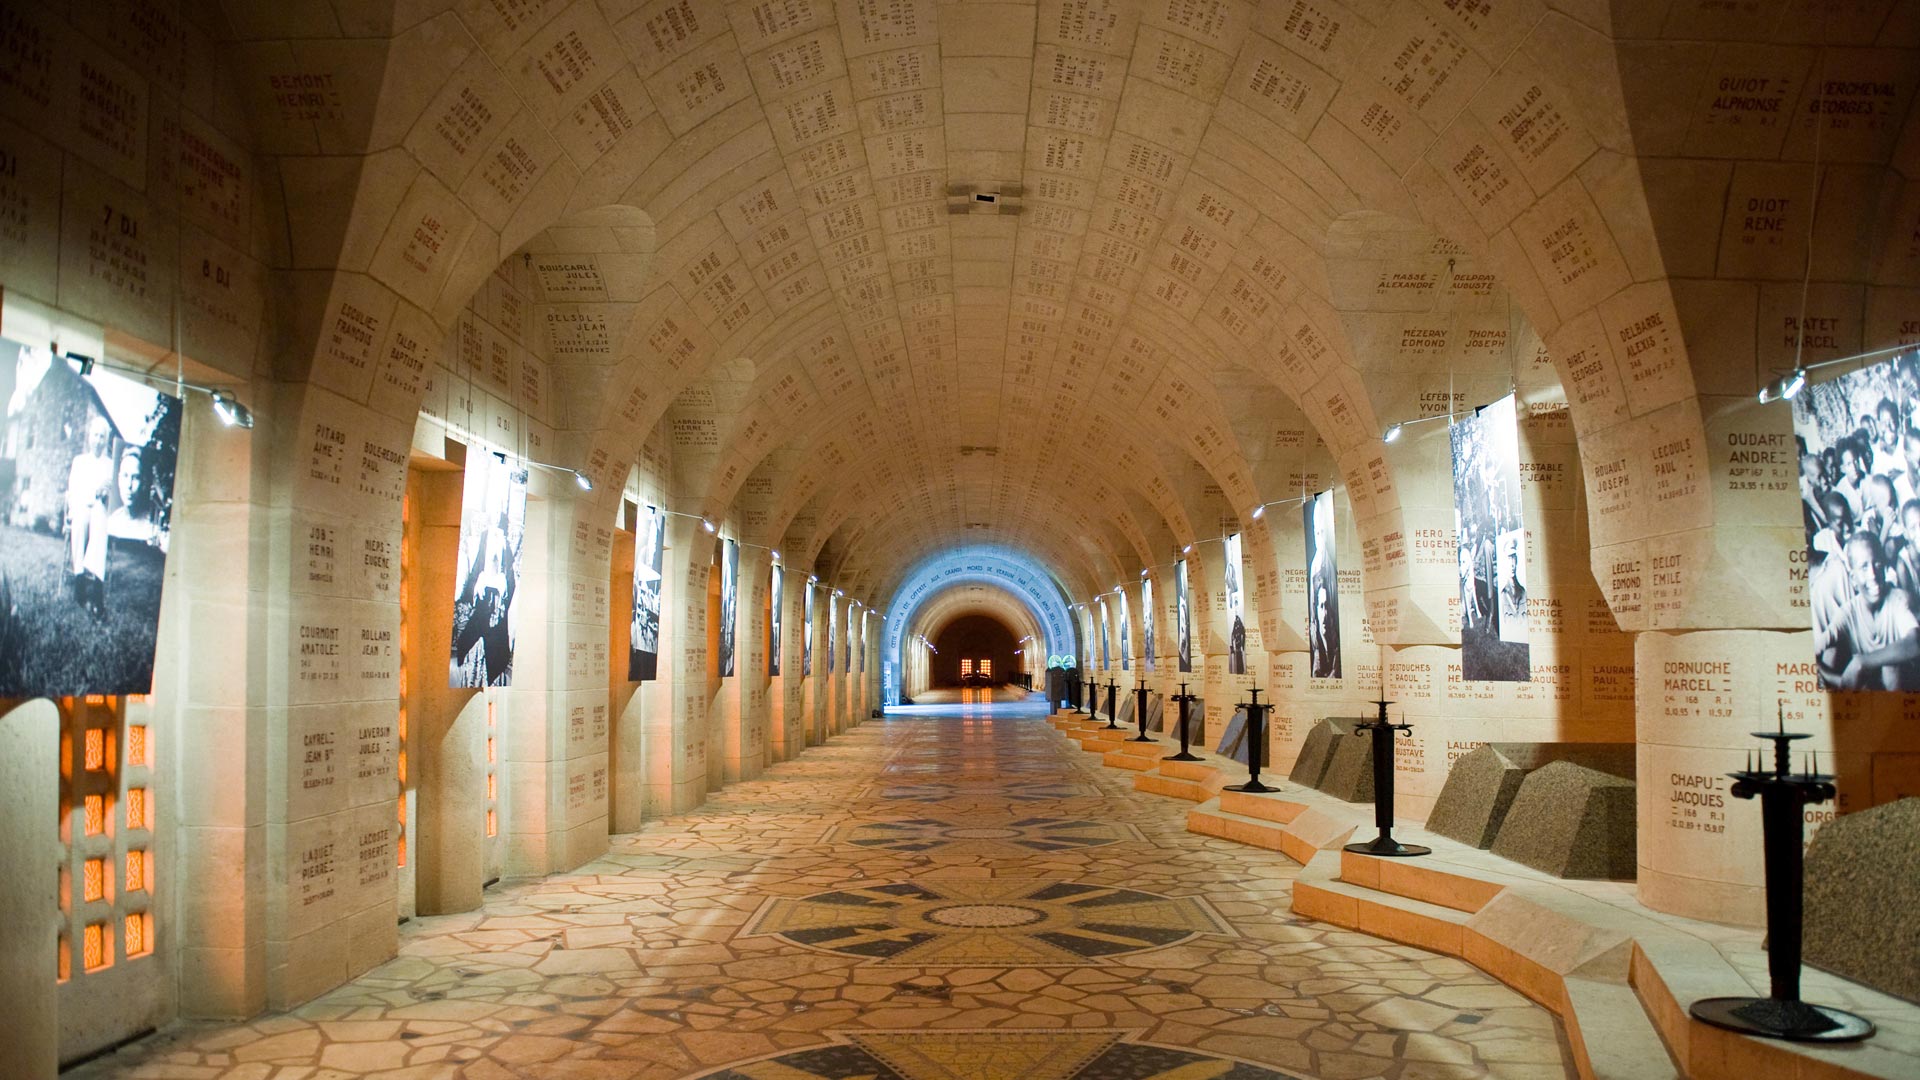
[{"xmin": 1, "ymin": 0, "xmax": 1918, "ymax": 1076}]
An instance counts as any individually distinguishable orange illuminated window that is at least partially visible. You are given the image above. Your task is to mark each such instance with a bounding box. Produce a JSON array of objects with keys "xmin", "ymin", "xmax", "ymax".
[
  {"xmin": 126, "ymin": 788, "xmax": 148, "ymax": 831},
  {"xmin": 84, "ymin": 729, "xmax": 106, "ymax": 771},
  {"xmin": 125, "ymin": 850, "xmax": 149, "ymax": 893},
  {"xmin": 487, "ymin": 774, "xmax": 496, "ymax": 800},
  {"xmin": 127, "ymin": 725, "xmax": 148, "ymax": 768},
  {"xmin": 83, "ymin": 795, "xmax": 105, "ymax": 836},
  {"xmin": 124, "ymin": 912, "xmax": 151, "ymax": 958},
  {"xmin": 980, "ymin": 659, "xmax": 992, "ymax": 677},
  {"xmin": 82, "ymin": 923, "xmax": 109, "ymax": 972},
  {"xmin": 57, "ymin": 937, "xmax": 70, "ymax": 983},
  {"xmin": 82, "ymin": 858, "xmax": 105, "ymax": 902},
  {"xmin": 487, "ymin": 736, "xmax": 496, "ymax": 764},
  {"xmin": 960, "ymin": 659, "xmax": 972, "ymax": 676},
  {"xmin": 486, "ymin": 808, "xmax": 497, "ymax": 837}
]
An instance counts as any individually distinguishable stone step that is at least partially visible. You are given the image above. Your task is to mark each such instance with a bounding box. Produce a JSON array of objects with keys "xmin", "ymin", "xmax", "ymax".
[
  {"xmin": 1218, "ymin": 788, "xmax": 1308, "ymax": 824},
  {"xmin": 1338, "ymin": 849, "xmax": 1504, "ymax": 914},
  {"xmin": 1134, "ymin": 769, "xmax": 1225, "ymax": 802},
  {"xmin": 1102, "ymin": 750, "xmax": 1159, "ymax": 771},
  {"xmin": 1186, "ymin": 803, "xmax": 1293, "ymax": 855}
]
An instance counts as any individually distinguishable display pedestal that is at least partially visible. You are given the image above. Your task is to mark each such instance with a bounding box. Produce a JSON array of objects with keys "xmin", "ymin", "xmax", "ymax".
[
  {"xmin": 1103, "ymin": 680, "xmax": 1120, "ymax": 730},
  {"xmin": 1130, "ymin": 683, "xmax": 1153, "ymax": 742},
  {"xmin": 1689, "ymin": 722, "xmax": 1874, "ymax": 1043},
  {"xmin": 1343, "ymin": 699, "xmax": 1429, "ymax": 857},
  {"xmin": 1224, "ymin": 688, "xmax": 1278, "ymax": 794},
  {"xmin": 1165, "ymin": 684, "xmax": 1200, "ymax": 762}
]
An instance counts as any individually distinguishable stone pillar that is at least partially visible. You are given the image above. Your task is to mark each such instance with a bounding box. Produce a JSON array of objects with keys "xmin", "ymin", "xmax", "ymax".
[
  {"xmin": 607, "ymin": 522, "xmax": 644, "ymax": 834},
  {"xmin": 0, "ymin": 700, "xmax": 60, "ymax": 1079},
  {"xmin": 642, "ymin": 514, "xmax": 708, "ymax": 815},
  {"xmin": 501, "ymin": 491, "xmax": 611, "ymax": 877}
]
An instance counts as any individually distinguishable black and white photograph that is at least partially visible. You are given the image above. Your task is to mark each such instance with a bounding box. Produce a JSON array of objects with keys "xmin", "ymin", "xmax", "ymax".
[
  {"xmin": 1304, "ymin": 490, "xmax": 1342, "ymax": 680},
  {"xmin": 450, "ymin": 450, "xmax": 526, "ymax": 688},
  {"xmin": 0, "ymin": 339, "xmax": 183, "ymax": 697},
  {"xmin": 1142, "ymin": 577, "xmax": 1156, "ymax": 672},
  {"xmin": 1118, "ymin": 590, "xmax": 1131, "ymax": 670},
  {"xmin": 803, "ymin": 585, "xmax": 814, "ymax": 676},
  {"xmin": 769, "ymin": 562, "xmax": 783, "ymax": 677},
  {"xmin": 719, "ymin": 538, "xmax": 739, "ymax": 678},
  {"xmin": 1223, "ymin": 532, "xmax": 1247, "ymax": 675},
  {"xmin": 847, "ymin": 611, "xmax": 857, "ymax": 673},
  {"xmin": 1792, "ymin": 351, "xmax": 1920, "ymax": 690},
  {"xmin": 1175, "ymin": 559, "xmax": 1192, "ymax": 673},
  {"xmin": 1451, "ymin": 394, "xmax": 1531, "ymax": 682},
  {"xmin": 826, "ymin": 594, "xmax": 836, "ymax": 674},
  {"xmin": 1099, "ymin": 598, "xmax": 1110, "ymax": 668},
  {"xmin": 629, "ymin": 505, "xmax": 664, "ymax": 682}
]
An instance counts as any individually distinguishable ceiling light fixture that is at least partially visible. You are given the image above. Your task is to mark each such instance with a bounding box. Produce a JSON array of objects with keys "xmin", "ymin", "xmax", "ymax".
[
  {"xmin": 1382, "ymin": 422, "xmax": 1403, "ymax": 443},
  {"xmin": 211, "ymin": 390, "xmax": 254, "ymax": 429}
]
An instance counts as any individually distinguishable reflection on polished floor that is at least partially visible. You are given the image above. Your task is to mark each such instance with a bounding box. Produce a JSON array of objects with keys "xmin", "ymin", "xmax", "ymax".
[{"xmin": 79, "ymin": 696, "xmax": 1571, "ymax": 1079}]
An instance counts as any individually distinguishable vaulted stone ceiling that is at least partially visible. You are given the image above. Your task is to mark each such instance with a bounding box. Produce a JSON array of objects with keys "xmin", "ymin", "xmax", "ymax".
[{"xmin": 218, "ymin": 0, "xmax": 1920, "ymax": 615}]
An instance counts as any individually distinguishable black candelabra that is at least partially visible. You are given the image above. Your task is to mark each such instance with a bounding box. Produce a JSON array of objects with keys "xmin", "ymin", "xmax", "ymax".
[
  {"xmin": 1083, "ymin": 675, "xmax": 1097, "ymax": 717},
  {"xmin": 1224, "ymin": 688, "xmax": 1279, "ymax": 793},
  {"xmin": 1342, "ymin": 699, "xmax": 1429, "ymax": 857},
  {"xmin": 1131, "ymin": 682, "xmax": 1154, "ymax": 741},
  {"xmin": 1103, "ymin": 680, "xmax": 1120, "ymax": 730},
  {"xmin": 1166, "ymin": 683, "xmax": 1201, "ymax": 762},
  {"xmin": 1688, "ymin": 709, "xmax": 1874, "ymax": 1043}
]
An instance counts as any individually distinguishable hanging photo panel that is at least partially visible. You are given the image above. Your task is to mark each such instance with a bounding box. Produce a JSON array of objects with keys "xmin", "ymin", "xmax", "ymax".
[
  {"xmin": 1119, "ymin": 590, "xmax": 1131, "ymax": 670},
  {"xmin": 450, "ymin": 449, "xmax": 526, "ymax": 688},
  {"xmin": 1223, "ymin": 532, "xmax": 1246, "ymax": 675},
  {"xmin": 1142, "ymin": 577, "xmax": 1155, "ymax": 672},
  {"xmin": 1304, "ymin": 490, "xmax": 1342, "ymax": 680},
  {"xmin": 803, "ymin": 585, "xmax": 814, "ymax": 676},
  {"xmin": 1451, "ymin": 394, "xmax": 1530, "ymax": 682},
  {"xmin": 1175, "ymin": 559, "xmax": 1193, "ymax": 673},
  {"xmin": 0, "ymin": 340, "xmax": 183, "ymax": 697},
  {"xmin": 1099, "ymin": 597, "xmax": 1110, "ymax": 668},
  {"xmin": 719, "ymin": 538, "xmax": 739, "ymax": 678},
  {"xmin": 629, "ymin": 505, "xmax": 664, "ymax": 682},
  {"xmin": 769, "ymin": 563, "xmax": 783, "ymax": 677},
  {"xmin": 1791, "ymin": 351, "xmax": 1920, "ymax": 690}
]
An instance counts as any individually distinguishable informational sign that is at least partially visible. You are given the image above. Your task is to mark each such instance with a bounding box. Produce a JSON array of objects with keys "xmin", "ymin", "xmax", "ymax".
[
  {"xmin": 1223, "ymin": 532, "xmax": 1246, "ymax": 675},
  {"xmin": 451, "ymin": 449, "xmax": 526, "ymax": 688},
  {"xmin": 769, "ymin": 562, "xmax": 783, "ymax": 677},
  {"xmin": 1142, "ymin": 577, "xmax": 1156, "ymax": 672},
  {"xmin": 1304, "ymin": 490, "xmax": 1341, "ymax": 680},
  {"xmin": 628, "ymin": 505, "xmax": 664, "ymax": 681},
  {"xmin": 719, "ymin": 538, "xmax": 738, "ymax": 678},
  {"xmin": 0, "ymin": 340, "xmax": 183, "ymax": 696},
  {"xmin": 1451, "ymin": 394, "xmax": 1530, "ymax": 681},
  {"xmin": 1792, "ymin": 352, "xmax": 1920, "ymax": 689},
  {"xmin": 1175, "ymin": 560, "xmax": 1192, "ymax": 673}
]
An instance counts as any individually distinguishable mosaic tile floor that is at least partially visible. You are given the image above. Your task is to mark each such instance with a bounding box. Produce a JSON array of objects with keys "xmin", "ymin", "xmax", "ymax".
[{"xmin": 81, "ymin": 697, "xmax": 1573, "ymax": 1079}]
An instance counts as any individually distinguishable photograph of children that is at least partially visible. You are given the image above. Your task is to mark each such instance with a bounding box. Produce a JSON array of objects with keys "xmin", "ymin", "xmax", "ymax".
[
  {"xmin": 0, "ymin": 340, "xmax": 182, "ymax": 697},
  {"xmin": 769, "ymin": 563, "xmax": 783, "ymax": 677},
  {"xmin": 1304, "ymin": 490, "xmax": 1342, "ymax": 680},
  {"xmin": 1450, "ymin": 394, "xmax": 1531, "ymax": 682},
  {"xmin": 628, "ymin": 505, "xmax": 664, "ymax": 681},
  {"xmin": 450, "ymin": 451, "xmax": 526, "ymax": 688},
  {"xmin": 1792, "ymin": 352, "xmax": 1920, "ymax": 690},
  {"xmin": 719, "ymin": 538, "xmax": 738, "ymax": 678},
  {"xmin": 1142, "ymin": 577, "xmax": 1155, "ymax": 672},
  {"xmin": 1175, "ymin": 559, "xmax": 1192, "ymax": 672},
  {"xmin": 1223, "ymin": 532, "xmax": 1247, "ymax": 674}
]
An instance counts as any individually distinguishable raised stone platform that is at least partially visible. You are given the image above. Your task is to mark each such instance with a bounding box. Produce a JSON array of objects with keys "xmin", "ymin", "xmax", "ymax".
[
  {"xmin": 1428, "ymin": 743, "xmax": 1636, "ymax": 849},
  {"xmin": 1318, "ymin": 727, "xmax": 1374, "ymax": 802},
  {"xmin": 1805, "ymin": 797, "xmax": 1920, "ymax": 1004},
  {"xmin": 1489, "ymin": 761, "xmax": 1636, "ymax": 880},
  {"xmin": 1288, "ymin": 717, "xmax": 1357, "ymax": 788}
]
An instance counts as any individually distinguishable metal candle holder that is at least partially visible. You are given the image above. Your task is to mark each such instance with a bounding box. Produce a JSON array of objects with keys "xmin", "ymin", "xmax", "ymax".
[
  {"xmin": 1103, "ymin": 680, "xmax": 1120, "ymax": 730},
  {"xmin": 1131, "ymin": 683, "xmax": 1153, "ymax": 742},
  {"xmin": 1342, "ymin": 699, "xmax": 1429, "ymax": 857},
  {"xmin": 1224, "ymin": 688, "xmax": 1278, "ymax": 793},
  {"xmin": 1689, "ymin": 711, "xmax": 1875, "ymax": 1043},
  {"xmin": 1084, "ymin": 675, "xmax": 1097, "ymax": 717},
  {"xmin": 1074, "ymin": 672, "xmax": 1088, "ymax": 713},
  {"xmin": 1165, "ymin": 683, "xmax": 1201, "ymax": 762}
]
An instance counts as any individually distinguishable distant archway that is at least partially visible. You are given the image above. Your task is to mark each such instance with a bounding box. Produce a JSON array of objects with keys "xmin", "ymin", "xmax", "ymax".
[{"xmin": 881, "ymin": 547, "xmax": 1075, "ymax": 704}]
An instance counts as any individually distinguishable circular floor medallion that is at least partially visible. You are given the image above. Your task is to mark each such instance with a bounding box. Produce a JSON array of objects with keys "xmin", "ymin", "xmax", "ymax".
[{"xmin": 922, "ymin": 903, "xmax": 1046, "ymax": 928}]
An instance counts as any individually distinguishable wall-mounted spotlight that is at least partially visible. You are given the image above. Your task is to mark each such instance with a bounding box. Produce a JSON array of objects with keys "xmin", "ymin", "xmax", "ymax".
[
  {"xmin": 211, "ymin": 390, "xmax": 255, "ymax": 429},
  {"xmin": 1758, "ymin": 368, "xmax": 1808, "ymax": 404},
  {"xmin": 1250, "ymin": 503, "xmax": 1265, "ymax": 520},
  {"xmin": 1377, "ymin": 412, "xmax": 1450, "ymax": 444},
  {"xmin": 808, "ymin": 575, "xmax": 818, "ymax": 584},
  {"xmin": 701, "ymin": 517, "xmax": 717, "ymax": 533},
  {"xmin": 1181, "ymin": 544, "xmax": 1193, "ymax": 554},
  {"xmin": 573, "ymin": 470, "xmax": 593, "ymax": 491},
  {"xmin": 1382, "ymin": 422, "xmax": 1403, "ymax": 443},
  {"xmin": 1139, "ymin": 569, "xmax": 1148, "ymax": 578}
]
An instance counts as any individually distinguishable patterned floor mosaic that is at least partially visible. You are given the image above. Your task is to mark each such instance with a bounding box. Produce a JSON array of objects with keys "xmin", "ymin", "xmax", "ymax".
[{"xmin": 75, "ymin": 696, "xmax": 1573, "ymax": 1079}]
